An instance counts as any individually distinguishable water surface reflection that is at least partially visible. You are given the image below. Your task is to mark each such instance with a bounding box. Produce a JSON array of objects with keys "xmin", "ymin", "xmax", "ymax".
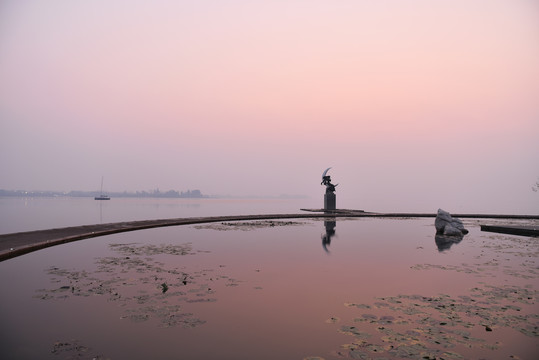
[
  {"xmin": 322, "ymin": 219, "xmax": 336, "ymax": 253},
  {"xmin": 0, "ymin": 218, "xmax": 537, "ymax": 359},
  {"xmin": 434, "ymin": 234, "xmax": 464, "ymax": 252}
]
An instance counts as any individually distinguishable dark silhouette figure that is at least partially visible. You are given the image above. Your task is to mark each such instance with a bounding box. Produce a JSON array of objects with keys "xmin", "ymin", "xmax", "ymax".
[
  {"xmin": 321, "ymin": 167, "xmax": 338, "ymax": 194},
  {"xmin": 321, "ymin": 167, "xmax": 338, "ymax": 210},
  {"xmin": 322, "ymin": 220, "xmax": 336, "ymax": 253}
]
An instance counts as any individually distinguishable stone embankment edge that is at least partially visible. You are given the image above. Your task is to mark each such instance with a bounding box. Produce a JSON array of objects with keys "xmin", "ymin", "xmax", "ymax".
[{"xmin": 1, "ymin": 212, "xmax": 537, "ymax": 262}]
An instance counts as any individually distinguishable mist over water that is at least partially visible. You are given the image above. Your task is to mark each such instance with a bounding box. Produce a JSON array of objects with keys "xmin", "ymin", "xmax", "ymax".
[
  {"xmin": 0, "ymin": 197, "xmax": 321, "ymax": 234},
  {"xmin": 1, "ymin": 1, "xmax": 538, "ymax": 215},
  {"xmin": 0, "ymin": 7, "xmax": 538, "ymax": 357}
]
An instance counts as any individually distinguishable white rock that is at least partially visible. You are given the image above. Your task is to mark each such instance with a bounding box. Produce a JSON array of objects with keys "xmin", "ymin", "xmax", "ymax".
[
  {"xmin": 435, "ymin": 208, "xmax": 468, "ymax": 236},
  {"xmin": 443, "ymin": 224, "xmax": 463, "ymax": 236}
]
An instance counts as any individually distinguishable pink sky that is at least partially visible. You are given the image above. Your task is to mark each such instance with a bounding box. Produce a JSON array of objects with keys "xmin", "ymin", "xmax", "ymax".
[{"xmin": 1, "ymin": 0, "xmax": 538, "ymax": 213}]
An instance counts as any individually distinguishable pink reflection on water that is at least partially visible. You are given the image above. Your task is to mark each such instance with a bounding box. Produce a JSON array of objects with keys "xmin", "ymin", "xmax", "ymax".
[{"xmin": 0, "ymin": 218, "xmax": 537, "ymax": 359}]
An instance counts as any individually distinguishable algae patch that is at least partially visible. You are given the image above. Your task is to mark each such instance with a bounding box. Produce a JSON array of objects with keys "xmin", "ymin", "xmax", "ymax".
[
  {"xmin": 325, "ymin": 285, "xmax": 537, "ymax": 359},
  {"xmin": 34, "ymin": 242, "xmax": 242, "ymax": 328},
  {"xmin": 193, "ymin": 220, "xmax": 307, "ymax": 231}
]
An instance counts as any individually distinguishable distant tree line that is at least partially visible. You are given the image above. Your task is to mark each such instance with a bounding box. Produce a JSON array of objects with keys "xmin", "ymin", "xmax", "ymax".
[{"xmin": 0, "ymin": 189, "xmax": 206, "ymax": 198}]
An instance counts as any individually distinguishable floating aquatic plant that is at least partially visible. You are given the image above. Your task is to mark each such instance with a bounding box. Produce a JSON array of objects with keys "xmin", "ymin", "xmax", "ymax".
[
  {"xmin": 34, "ymin": 242, "xmax": 244, "ymax": 329},
  {"xmin": 161, "ymin": 282, "xmax": 168, "ymax": 293},
  {"xmin": 193, "ymin": 220, "xmax": 307, "ymax": 231},
  {"xmin": 323, "ymin": 284, "xmax": 537, "ymax": 359}
]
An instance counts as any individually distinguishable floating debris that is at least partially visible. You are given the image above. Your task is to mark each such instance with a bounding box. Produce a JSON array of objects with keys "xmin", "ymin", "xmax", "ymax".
[
  {"xmin": 108, "ymin": 242, "xmax": 194, "ymax": 256},
  {"xmin": 161, "ymin": 283, "xmax": 168, "ymax": 293},
  {"xmin": 327, "ymin": 284, "xmax": 537, "ymax": 359},
  {"xmin": 35, "ymin": 241, "xmax": 246, "ymax": 329},
  {"xmin": 326, "ymin": 317, "xmax": 340, "ymax": 324},
  {"xmin": 193, "ymin": 220, "xmax": 307, "ymax": 231},
  {"xmin": 50, "ymin": 339, "xmax": 107, "ymax": 359}
]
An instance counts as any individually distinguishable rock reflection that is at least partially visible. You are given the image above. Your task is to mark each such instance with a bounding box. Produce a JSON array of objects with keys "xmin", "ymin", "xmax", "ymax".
[
  {"xmin": 435, "ymin": 234, "xmax": 463, "ymax": 252},
  {"xmin": 322, "ymin": 219, "xmax": 336, "ymax": 253}
]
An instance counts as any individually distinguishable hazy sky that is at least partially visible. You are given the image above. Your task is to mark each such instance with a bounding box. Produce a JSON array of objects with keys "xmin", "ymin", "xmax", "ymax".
[{"xmin": 1, "ymin": 0, "xmax": 538, "ymax": 213}]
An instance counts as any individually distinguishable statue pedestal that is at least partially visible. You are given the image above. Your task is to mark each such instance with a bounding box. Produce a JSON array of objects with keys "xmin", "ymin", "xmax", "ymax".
[{"xmin": 324, "ymin": 193, "xmax": 336, "ymax": 211}]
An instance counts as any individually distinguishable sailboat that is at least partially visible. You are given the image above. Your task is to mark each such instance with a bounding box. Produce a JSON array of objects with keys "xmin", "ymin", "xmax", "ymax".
[{"xmin": 94, "ymin": 177, "xmax": 110, "ymax": 200}]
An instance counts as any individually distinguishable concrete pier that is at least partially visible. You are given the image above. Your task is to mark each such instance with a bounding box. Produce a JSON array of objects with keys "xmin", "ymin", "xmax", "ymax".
[
  {"xmin": 480, "ymin": 224, "xmax": 539, "ymax": 237},
  {"xmin": 1, "ymin": 211, "xmax": 537, "ymax": 261}
]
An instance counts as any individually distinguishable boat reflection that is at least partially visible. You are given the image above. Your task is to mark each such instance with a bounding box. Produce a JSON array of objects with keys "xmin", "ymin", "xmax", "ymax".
[{"xmin": 321, "ymin": 219, "xmax": 336, "ymax": 253}]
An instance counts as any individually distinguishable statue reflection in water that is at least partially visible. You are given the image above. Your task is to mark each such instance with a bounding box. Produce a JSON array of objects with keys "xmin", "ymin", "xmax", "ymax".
[{"xmin": 322, "ymin": 219, "xmax": 336, "ymax": 253}]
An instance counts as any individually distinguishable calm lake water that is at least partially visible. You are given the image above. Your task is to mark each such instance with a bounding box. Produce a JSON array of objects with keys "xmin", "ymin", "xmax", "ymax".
[
  {"xmin": 0, "ymin": 216, "xmax": 537, "ymax": 359},
  {"xmin": 0, "ymin": 196, "xmax": 320, "ymax": 234}
]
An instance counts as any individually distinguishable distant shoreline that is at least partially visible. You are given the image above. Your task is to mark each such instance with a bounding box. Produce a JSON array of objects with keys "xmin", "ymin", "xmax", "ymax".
[
  {"xmin": 0, "ymin": 189, "xmax": 206, "ymax": 199},
  {"xmin": 0, "ymin": 189, "xmax": 308, "ymax": 200}
]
